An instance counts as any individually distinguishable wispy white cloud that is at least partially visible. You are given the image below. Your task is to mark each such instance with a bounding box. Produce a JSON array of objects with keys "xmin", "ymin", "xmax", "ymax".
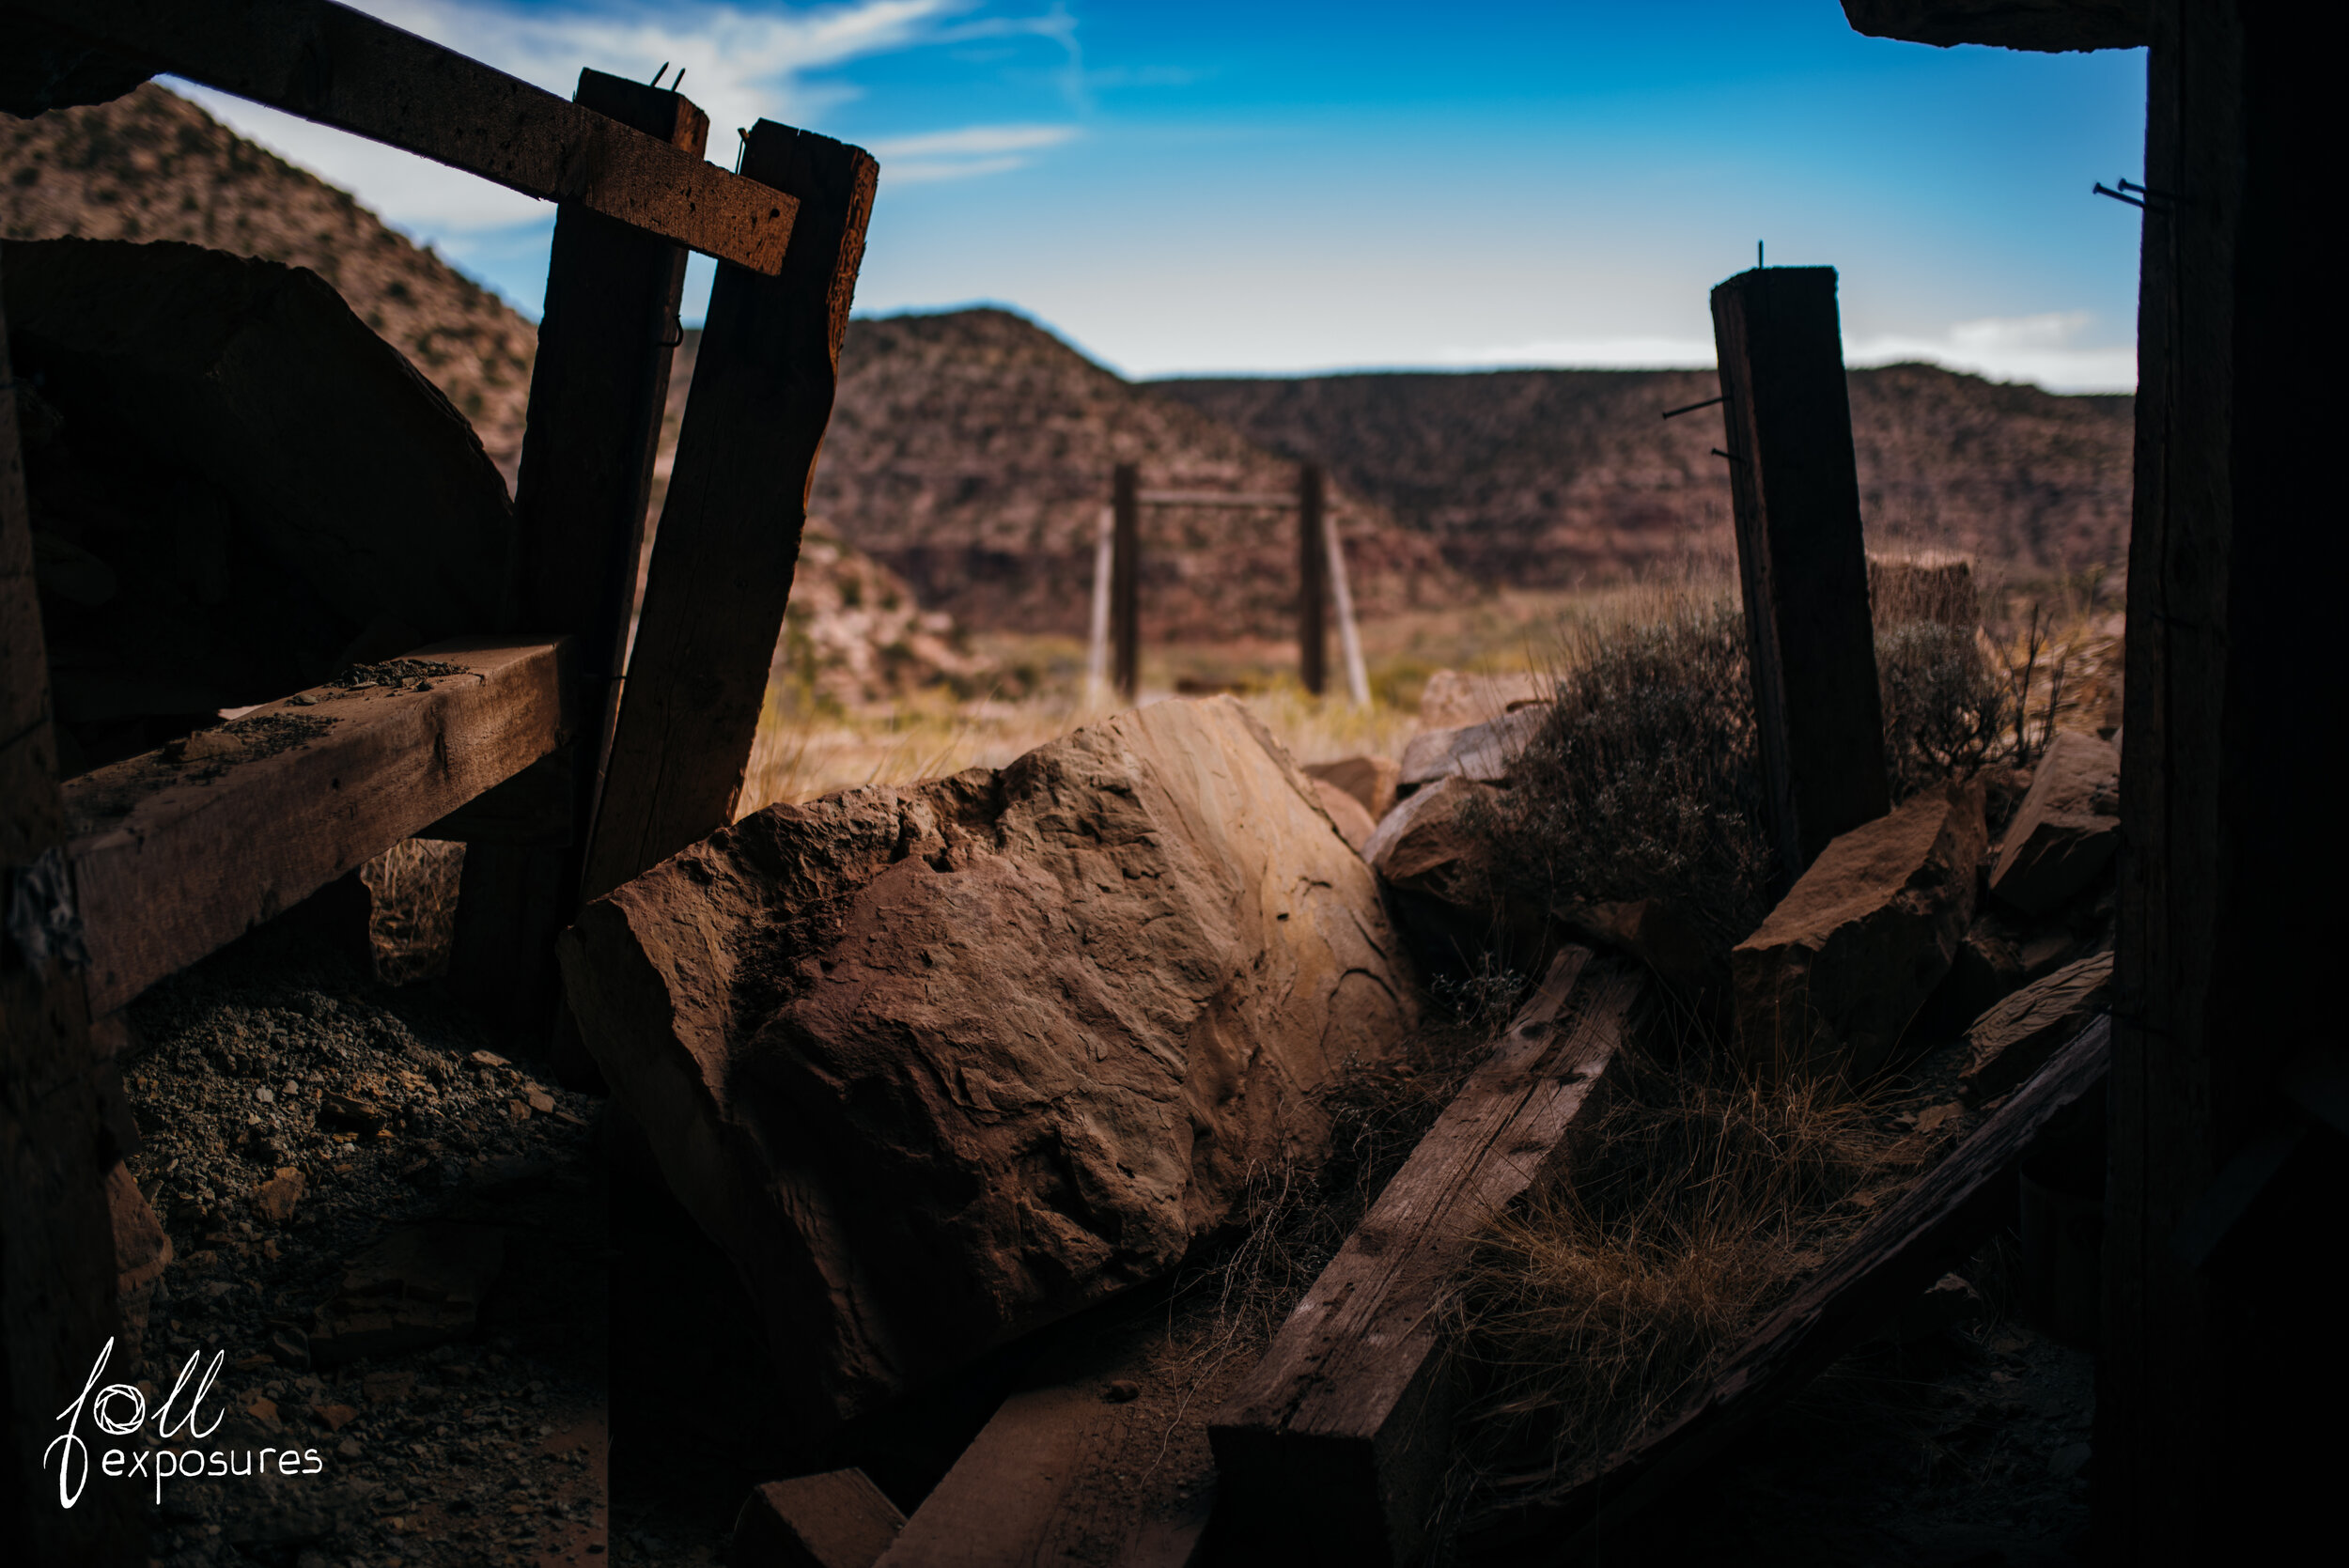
[
  {"xmin": 1844, "ymin": 311, "xmax": 2136, "ymax": 394},
  {"xmin": 866, "ymin": 121, "xmax": 1078, "ymax": 181},
  {"xmin": 1430, "ymin": 311, "xmax": 2134, "ymax": 394}
]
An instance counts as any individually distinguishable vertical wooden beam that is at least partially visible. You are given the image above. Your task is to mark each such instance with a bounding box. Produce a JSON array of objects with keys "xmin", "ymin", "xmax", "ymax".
[
  {"xmin": 1709, "ymin": 266, "xmax": 1888, "ymax": 882},
  {"xmin": 2101, "ymin": 4, "xmax": 2341, "ymax": 1559},
  {"xmin": 580, "ymin": 121, "xmax": 878, "ymax": 902},
  {"xmin": 1298, "ymin": 462, "xmax": 1328, "ymax": 696},
  {"xmin": 448, "ymin": 70, "xmax": 703, "ymax": 1045},
  {"xmin": 1112, "ymin": 463, "xmax": 1141, "ymax": 706},
  {"xmin": 0, "ymin": 256, "xmax": 141, "ymax": 1566}
]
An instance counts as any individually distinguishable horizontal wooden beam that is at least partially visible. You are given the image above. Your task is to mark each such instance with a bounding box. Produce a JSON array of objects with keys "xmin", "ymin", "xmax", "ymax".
[
  {"xmin": 1463, "ymin": 1014, "xmax": 2114, "ymax": 1558},
  {"xmin": 1211, "ymin": 948, "xmax": 1641, "ymax": 1564},
  {"xmin": 66, "ymin": 637, "xmax": 572, "ymax": 1014},
  {"xmin": 5, "ymin": 0, "xmax": 797, "ymax": 273},
  {"xmin": 1134, "ymin": 489, "xmax": 1299, "ymax": 508}
]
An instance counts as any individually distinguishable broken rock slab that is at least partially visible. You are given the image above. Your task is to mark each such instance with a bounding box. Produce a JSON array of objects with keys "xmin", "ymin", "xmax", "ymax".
[
  {"xmin": 1305, "ymin": 754, "xmax": 1401, "ymax": 821},
  {"xmin": 1397, "ymin": 704, "xmax": 1548, "ymax": 790},
  {"xmin": 1962, "ymin": 951, "xmax": 2114, "ymax": 1102},
  {"xmin": 1732, "ymin": 780, "xmax": 1986, "ymax": 1079},
  {"xmin": 1991, "ymin": 731, "xmax": 2120, "ymax": 915},
  {"xmin": 561, "ymin": 696, "xmax": 1417, "ymax": 1429},
  {"xmin": 309, "ymin": 1222, "xmax": 506, "ymax": 1366},
  {"xmin": 1417, "ymin": 668, "xmax": 1553, "ymax": 729},
  {"xmin": 734, "ymin": 1470, "xmax": 904, "ymax": 1568}
]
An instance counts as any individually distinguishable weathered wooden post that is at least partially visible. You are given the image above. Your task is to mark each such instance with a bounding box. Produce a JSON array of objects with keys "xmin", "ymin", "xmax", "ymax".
[
  {"xmin": 1112, "ymin": 463, "xmax": 1140, "ymax": 704},
  {"xmin": 449, "ymin": 70, "xmax": 704, "ymax": 1047},
  {"xmin": 0, "ymin": 264, "xmax": 143, "ymax": 1567},
  {"xmin": 1709, "ymin": 265, "xmax": 1888, "ymax": 882},
  {"xmin": 582, "ymin": 121, "xmax": 878, "ymax": 902},
  {"xmin": 1299, "ymin": 461, "xmax": 1328, "ymax": 695}
]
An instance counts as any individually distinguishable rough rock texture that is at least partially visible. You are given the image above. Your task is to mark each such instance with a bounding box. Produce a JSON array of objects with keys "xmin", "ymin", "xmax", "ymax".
[
  {"xmin": 1416, "ymin": 669, "xmax": 1553, "ymax": 728},
  {"xmin": 1907, "ymin": 915, "xmax": 2029, "ymax": 1045},
  {"xmin": 1962, "ymin": 952, "xmax": 2114, "ymax": 1100},
  {"xmin": 1990, "ymin": 732, "xmax": 2120, "ymax": 914},
  {"xmin": 1363, "ymin": 775, "xmax": 1500, "ymax": 908},
  {"xmin": 1732, "ymin": 781, "xmax": 1987, "ymax": 1078},
  {"xmin": 561, "ymin": 697, "xmax": 1417, "ymax": 1427},
  {"xmin": 1304, "ymin": 755, "xmax": 1400, "ymax": 822},
  {"xmin": 1312, "ymin": 778, "xmax": 1377, "ymax": 852},
  {"xmin": 107, "ymin": 1160, "xmax": 172, "ymax": 1358},
  {"xmin": 1562, "ymin": 897, "xmax": 1720, "ymax": 992},
  {"xmin": 733, "ymin": 1470, "xmax": 904, "ymax": 1568},
  {"xmin": 1397, "ymin": 705, "xmax": 1548, "ymax": 789},
  {"xmin": 310, "ymin": 1222, "xmax": 507, "ymax": 1366}
]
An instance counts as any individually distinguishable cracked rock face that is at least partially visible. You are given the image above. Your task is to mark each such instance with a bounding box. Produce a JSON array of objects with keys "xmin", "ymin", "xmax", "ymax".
[{"xmin": 562, "ymin": 696, "xmax": 1416, "ymax": 1427}]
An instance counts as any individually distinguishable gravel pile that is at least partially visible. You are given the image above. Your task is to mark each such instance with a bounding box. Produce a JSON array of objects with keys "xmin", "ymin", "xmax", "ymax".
[{"xmin": 117, "ymin": 908, "xmax": 607, "ymax": 1568}]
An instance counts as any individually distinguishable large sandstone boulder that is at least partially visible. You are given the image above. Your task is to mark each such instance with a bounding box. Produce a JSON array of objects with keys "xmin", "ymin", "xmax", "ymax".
[
  {"xmin": 1732, "ymin": 781, "xmax": 1987, "ymax": 1078},
  {"xmin": 1990, "ymin": 732, "xmax": 2120, "ymax": 914},
  {"xmin": 561, "ymin": 698, "xmax": 1416, "ymax": 1428}
]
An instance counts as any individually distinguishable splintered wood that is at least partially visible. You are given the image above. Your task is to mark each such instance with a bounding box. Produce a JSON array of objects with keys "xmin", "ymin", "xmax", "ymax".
[
  {"xmin": 1210, "ymin": 947, "xmax": 1643, "ymax": 1563},
  {"xmin": 65, "ymin": 637, "xmax": 572, "ymax": 1014}
]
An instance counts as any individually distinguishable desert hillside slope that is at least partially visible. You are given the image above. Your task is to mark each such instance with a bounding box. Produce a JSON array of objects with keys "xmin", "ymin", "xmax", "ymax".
[
  {"xmin": 1153, "ymin": 365, "xmax": 2134, "ymax": 586},
  {"xmin": 4, "ymin": 84, "xmax": 537, "ymax": 478}
]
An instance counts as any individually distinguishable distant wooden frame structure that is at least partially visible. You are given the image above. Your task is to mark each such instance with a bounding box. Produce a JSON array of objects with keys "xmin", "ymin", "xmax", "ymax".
[
  {"xmin": 0, "ymin": 3, "xmax": 875, "ymax": 1557},
  {"xmin": 1085, "ymin": 461, "xmax": 1370, "ymax": 707}
]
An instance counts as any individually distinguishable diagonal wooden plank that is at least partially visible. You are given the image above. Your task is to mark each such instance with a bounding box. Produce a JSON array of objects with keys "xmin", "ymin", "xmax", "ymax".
[
  {"xmin": 1210, "ymin": 947, "xmax": 1641, "ymax": 1564},
  {"xmin": 579, "ymin": 118, "xmax": 876, "ymax": 901},
  {"xmin": 66, "ymin": 637, "xmax": 573, "ymax": 1015},
  {"xmin": 4, "ymin": 0, "xmax": 796, "ymax": 272}
]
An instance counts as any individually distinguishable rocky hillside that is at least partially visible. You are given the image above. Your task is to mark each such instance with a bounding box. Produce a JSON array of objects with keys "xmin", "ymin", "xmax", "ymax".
[
  {"xmin": 3, "ymin": 84, "xmax": 537, "ymax": 479},
  {"xmin": 664, "ymin": 310, "xmax": 1464, "ymax": 640},
  {"xmin": 1154, "ymin": 365, "xmax": 2134, "ymax": 586}
]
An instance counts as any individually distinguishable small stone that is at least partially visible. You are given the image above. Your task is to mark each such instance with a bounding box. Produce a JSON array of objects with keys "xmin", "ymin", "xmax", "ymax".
[
  {"xmin": 523, "ymin": 1090, "xmax": 556, "ymax": 1115},
  {"xmin": 1101, "ymin": 1379, "xmax": 1142, "ymax": 1404},
  {"xmin": 247, "ymin": 1396, "xmax": 279, "ymax": 1423},
  {"xmin": 468, "ymin": 1050, "xmax": 511, "ymax": 1071},
  {"xmin": 363, "ymin": 1371, "xmax": 417, "ymax": 1405},
  {"xmin": 314, "ymin": 1403, "xmax": 359, "ymax": 1431},
  {"xmin": 255, "ymin": 1087, "xmax": 275, "ymax": 1105},
  {"xmin": 255, "ymin": 1167, "xmax": 306, "ymax": 1226},
  {"xmin": 338, "ymin": 1437, "xmax": 363, "ymax": 1458},
  {"xmin": 2050, "ymin": 1441, "xmax": 2092, "ymax": 1480}
]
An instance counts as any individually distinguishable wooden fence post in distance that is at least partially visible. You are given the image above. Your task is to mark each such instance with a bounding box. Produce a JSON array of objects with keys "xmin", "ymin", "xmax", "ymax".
[
  {"xmin": 1112, "ymin": 463, "xmax": 1140, "ymax": 705},
  {"xmin": 1299, "ymin": 461, "xmax": 1327, "ymax": 695},
  {"xmin": 448, "ymin": 70, "xmax": 703, "ymax": 1046},
  {"xmin": 1708, "ymin": 265, "xmax": 1888, "ymax": 882},
  {"xmin": 580, "ymin": 121, "xmax": 878, "ymax": 903}
]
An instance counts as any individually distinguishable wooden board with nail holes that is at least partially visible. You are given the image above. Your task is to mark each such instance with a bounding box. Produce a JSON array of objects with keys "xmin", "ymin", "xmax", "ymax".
[
  {"xmin": 63, "ymin": 637, "xmax": 573, "ymax": 1014},
  {"xmin": 8, "ymin": 0, "xmax": 796, "ymax": 272},
  {"xmin": 1209, "ymin": 947, "xmax": 1640, "ymax": 1565}
]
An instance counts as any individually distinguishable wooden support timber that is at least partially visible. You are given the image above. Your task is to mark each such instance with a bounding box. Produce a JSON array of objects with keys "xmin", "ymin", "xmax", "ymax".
[
  {"xmin": 1465, "ymin": 1017, "xmax": 2112, "ymax": 1560},
  {"xmin": 1, "ymin": 256, "xmax": 143, "ymax": 1568},
  {"xmin": 1299, "ymin": 462, "xmax": 1328, "ymax": 696},
  {"xmin": 1210, "ymin": 948, "xmax": 1641, "ymax": 1564},
  {"xmin": 1709, "ymin": 266, "xmax": 1888, "ymax": 883},
  {"xmin": 2, "ymin": 0, "xmax": 797, "ymax": 272},
  {"xmin": 450, "ymin": 69, "xmax": 701, "ymax": 1040},
  {"xmin": 580, "ymin": 120, "xmax": 877, "ymax": 903},
  {"xmin": 66, "ymin": 638, "xmax": 572, "ymax": 1017}
]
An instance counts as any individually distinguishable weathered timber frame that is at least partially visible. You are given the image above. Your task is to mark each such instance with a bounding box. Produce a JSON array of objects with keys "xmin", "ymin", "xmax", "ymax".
[
  {"xmin": 0, "ymin": 8, "xmax": 876, "ymax": 1551},
  {"xmin": 1091, "ymin": 462, "xmax": 1369, "ymax": 706}
]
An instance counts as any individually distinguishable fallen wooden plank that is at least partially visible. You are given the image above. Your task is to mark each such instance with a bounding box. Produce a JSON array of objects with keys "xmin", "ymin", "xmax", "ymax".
[
  {"xmin": 1209, "ymin": 947, "xmax": 1641, "ymax": 1564},
  {"xmin": 580, "ymin": 120, "xmax": 876, "ymax": 901},
  {"xmin": 1462, "ymin": 1014, "xmax": 2113, "ymax": 1560},
  {"xmin": 7, "ymin": 0, "xmax": 797, "ymax": 272},
  {"xmin": 733, "ymin": 1468, "xmax": 903, "ymax": 1568},
  {"xmin": 66, "ymin": 637, "xmax": 573, "ymax": 1014}
]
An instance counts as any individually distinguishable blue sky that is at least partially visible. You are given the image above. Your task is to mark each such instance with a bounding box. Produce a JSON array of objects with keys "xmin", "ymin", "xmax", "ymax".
[{"xmin": 170, "ymin": 1, "xmax": 2148, "ymax": 389}]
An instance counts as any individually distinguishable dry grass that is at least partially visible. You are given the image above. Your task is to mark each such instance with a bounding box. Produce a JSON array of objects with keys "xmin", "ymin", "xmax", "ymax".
[
  {"xmin": 1443, "ymin": 1002, "xmax": 1947, "ymax": 1522},
  {"xmin": 357, "ymin": 838, "xmax": 466, "ymax": 983}
]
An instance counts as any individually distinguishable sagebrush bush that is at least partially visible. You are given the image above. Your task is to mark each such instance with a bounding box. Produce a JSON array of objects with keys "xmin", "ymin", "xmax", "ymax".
[
  {"xmin": 1486, "ymin": 597, "xmax": 2012, "ymax": 966},
  {"xmin": 1481, "ymin": 601, "xmax": 1778, "ymax": 958}
]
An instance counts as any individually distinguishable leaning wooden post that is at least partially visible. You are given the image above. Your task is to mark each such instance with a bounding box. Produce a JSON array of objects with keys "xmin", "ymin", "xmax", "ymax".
[
  {"xmin": 580, "ymin": 121, "xmax": 877, "ymax": 903},
  {"xmin": 448, "ymin": 70, "xmax": 704, "ymax": 1046},
  {"xmin": 1299, "ymin": 461, "xmax": 1328, "ymax": 695},
  {"xmin": 1709, "ymin": 266, "xmax": 1888, "ymax": 882},
  {"xmin": 1112, "ymin": 463, "xmax": 1141, "ymax": 704},
  {"xmin": 0, "ymin": 265, "xmax": 142, "ymax": 1567}
]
